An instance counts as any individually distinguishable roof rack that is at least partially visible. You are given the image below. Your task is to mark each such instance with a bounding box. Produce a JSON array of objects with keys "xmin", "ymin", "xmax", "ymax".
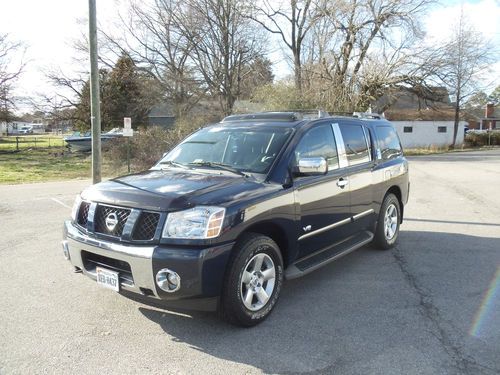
[
  {"xmin": 285, "ymin": 109, "xmax": 330, "ymax": 120},
  {"xmin": 221, "ymin": 110, "xmax": 330, "ymax": 123},
  {"xmin": 352, "ymin": 112, "xmax": 383, "ymax": 120},
  {"xmin": 222, "ymin": 112, "xmax": 299, "ymax": 122}
]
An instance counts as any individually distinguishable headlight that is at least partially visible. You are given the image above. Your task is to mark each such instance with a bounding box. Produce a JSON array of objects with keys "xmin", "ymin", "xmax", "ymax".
[
  {"xmin": 71, "ymin": 195, "xmax": 82, "ymax": 221},
  {"xmin": 162, "ymin": 206, "xmax": 225, "ymax": 239}
]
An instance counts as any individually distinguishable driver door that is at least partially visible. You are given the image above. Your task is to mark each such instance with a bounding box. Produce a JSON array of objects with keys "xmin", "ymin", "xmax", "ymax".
[{"xmin": 293, "ymin": 123, "xmax": 352, "ymax": 259}]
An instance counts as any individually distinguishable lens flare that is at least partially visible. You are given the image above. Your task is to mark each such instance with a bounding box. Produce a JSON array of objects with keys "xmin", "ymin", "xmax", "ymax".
[{"xmin": 469, "ymin": 265, "xmax": 500, "ymax": 337}]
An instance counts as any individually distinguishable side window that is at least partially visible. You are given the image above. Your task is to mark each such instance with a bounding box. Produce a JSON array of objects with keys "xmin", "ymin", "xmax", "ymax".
[
  {"xmin": 375, "ymin": 126, "xmax": 402, "ymax": 161},
  {"xmin": 339, "ymin": 124, "xmax": 371, "ymax": 165},
  {"xmin": 294, "ymin": 124, "xmax": 339, "ymax": 170}
]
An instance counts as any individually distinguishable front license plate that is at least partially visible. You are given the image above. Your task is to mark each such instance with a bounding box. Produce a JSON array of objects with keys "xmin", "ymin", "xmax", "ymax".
[{"xmin": 96, "ymin": 267, "xmax": 120, "ymax": 292}]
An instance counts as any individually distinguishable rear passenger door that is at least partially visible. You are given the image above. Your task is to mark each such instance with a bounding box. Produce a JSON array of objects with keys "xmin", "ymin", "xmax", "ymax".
[
  {"xmin": 335, "ymin": 121, "xmax": 376, "ymax": 233},
  {"xmin": 293, "ymin": 123, "xmax": 352, "ymax": 258}
]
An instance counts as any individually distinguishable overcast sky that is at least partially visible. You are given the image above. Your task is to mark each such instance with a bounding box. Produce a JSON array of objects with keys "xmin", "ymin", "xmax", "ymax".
[{"xmin": 1, "ymin": 0, "xmax": 499, "ymax": 114}]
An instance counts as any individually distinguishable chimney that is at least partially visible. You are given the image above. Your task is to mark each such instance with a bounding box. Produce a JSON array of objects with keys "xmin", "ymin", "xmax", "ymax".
[{"xmin": 485, "ymin": 103, "xmax": 494, "ymax": 118}]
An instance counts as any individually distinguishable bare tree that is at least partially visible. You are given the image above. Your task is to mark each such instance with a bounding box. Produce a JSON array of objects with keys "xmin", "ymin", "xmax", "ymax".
[
  {"xmin": 97, "ymin": 0, "xmax": 202, "ymax": 117},
  {"xmin": 248, "ymin": 0, "xmax": 318, "ymax": 91},
  {"xmin": 0, "ymin": 33, "xmax": 26, "ymax": 123},
  {"xmin": 95, "ymin": 0, "xmax": 263, "ymax": 116},
  {"xmin": 45, "ymin": 68, "xmax": 87, "ymax": 108},
  {"xmin": 429, "ymin": 10, "xmax": 494, "ymax": 147},
  {"xmin": 302, "ymin": 0, "xmax": 434, "ymax": 111},
  {"xmin": 176, "ymin": 0, "xmax": 265, "ymax": 115}
]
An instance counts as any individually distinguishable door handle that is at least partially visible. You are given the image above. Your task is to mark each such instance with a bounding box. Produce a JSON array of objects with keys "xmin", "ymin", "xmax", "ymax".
[{"xmin": 337, "ymin": 178, "xmax": 348, "ymax": 188}]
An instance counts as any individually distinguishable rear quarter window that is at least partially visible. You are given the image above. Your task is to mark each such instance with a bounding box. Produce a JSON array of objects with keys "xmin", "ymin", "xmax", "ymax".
[
  {"xmin": 375, "ymin": 125, "xmax": 402, "ymax": 161},
  {"xmin": 339, "ymin": 124, "xmax": 371, "ymax": 166}
]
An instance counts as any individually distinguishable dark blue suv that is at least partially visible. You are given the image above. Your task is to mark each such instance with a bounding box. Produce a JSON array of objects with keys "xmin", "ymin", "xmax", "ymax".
[{"xmin": 62, "ymin": 112, "xmax": 409, "ymax": 326}]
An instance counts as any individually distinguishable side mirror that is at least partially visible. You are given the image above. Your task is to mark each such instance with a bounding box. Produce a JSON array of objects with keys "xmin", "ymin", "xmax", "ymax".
[{"xmin": 294, "ymin": 157, "xmax": 328, "ymax": 176}]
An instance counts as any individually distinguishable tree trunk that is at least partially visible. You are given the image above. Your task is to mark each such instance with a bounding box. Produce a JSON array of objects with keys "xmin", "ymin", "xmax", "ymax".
[
  {"xmin": 224, "ymin": 93, "xmax": 235, "ymax": 116},
  {"xmin": 294, "ymin": 52, "xmax": 302, "ymax": 91}
]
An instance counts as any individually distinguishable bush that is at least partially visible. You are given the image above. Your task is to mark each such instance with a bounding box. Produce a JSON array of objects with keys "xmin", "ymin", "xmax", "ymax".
[
  {"xmin": 105, "ymin": 113, "xmax": 218, "ymax": 172},
  {"xmin": 106, "ymin": 126, "xmax": 193, "ymax": 172},
  {"xmin": 465, "ymin": 131, "xmax": 500, "ymax": 147}
]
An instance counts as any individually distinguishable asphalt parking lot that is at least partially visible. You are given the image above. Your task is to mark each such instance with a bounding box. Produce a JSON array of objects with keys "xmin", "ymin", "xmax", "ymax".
[{"xmin": 1, "ymin": 149, "xmax": 499, "ymax": 374}]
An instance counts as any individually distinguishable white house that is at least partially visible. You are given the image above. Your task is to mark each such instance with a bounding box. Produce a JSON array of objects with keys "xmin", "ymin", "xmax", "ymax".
[
  {"xmin": 391, "ymin": 121, "xmax": 466, "ymax": 148},
  {"xmin": 0, "ymin": 120, "xmax": 30, "ymax": 135},
  {"xmin": 0, "ymin": 121, "xmax": 46, "ymax": 135}
]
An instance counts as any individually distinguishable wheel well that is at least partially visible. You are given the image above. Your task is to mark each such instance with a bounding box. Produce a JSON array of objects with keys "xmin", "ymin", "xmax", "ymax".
[
  {"xmin": 237, "ymin": 222, "xmax": 290, "ymax": 266},
  {"xmin": 386, "ymin": 185, "xmax": 404, "ymax": 222}
]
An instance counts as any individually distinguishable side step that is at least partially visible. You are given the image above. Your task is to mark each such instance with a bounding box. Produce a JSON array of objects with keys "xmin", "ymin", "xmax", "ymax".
[{"xmin": 285, "ymin": 231, "xmax": 374, "ymax": 279}]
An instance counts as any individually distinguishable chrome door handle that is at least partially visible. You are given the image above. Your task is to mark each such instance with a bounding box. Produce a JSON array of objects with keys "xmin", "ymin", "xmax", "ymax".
[{"xmin": 337, "ymin": 178, "xmax": 348, "ymax": 188}]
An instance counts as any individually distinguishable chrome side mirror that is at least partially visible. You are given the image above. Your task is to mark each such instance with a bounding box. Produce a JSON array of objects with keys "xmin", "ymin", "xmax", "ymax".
[{"xmin": 295, "ymin": 157, "xmax": 328, "ymax": 176}]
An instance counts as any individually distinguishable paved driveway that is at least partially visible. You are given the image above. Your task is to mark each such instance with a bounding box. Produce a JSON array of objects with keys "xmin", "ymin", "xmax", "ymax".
[{"xmin": 1, "ymin": 149, "xmax": 499, "ymax": 374}]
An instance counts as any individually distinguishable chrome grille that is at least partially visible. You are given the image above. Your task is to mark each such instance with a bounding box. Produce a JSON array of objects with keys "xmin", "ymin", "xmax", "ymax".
[
  {"xmin": 94, "ymin": 205, "xmax": 131, "ymax": 237},
  {"xmin": 77, "ymin": 201, "xmax": 90, "ymax": 227},
  {"xmin": 75, "ymin": 201, "xmax": 161, "ymax": 242},
  {"xmin": 132, "ymin": 212, "xmax": 160, "ymax": 240}
]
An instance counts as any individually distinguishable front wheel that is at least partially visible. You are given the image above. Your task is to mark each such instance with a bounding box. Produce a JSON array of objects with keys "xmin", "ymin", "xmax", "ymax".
[
  {"xmin": 373, "ymin": 193, "xmax": 401, "ymax": 250},
  {"xmin": 220, "ymin": 233, "xmax": 284, "ymax": 327}
]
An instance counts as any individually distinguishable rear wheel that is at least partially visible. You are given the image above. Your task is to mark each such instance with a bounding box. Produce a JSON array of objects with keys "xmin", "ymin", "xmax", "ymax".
[
  {"xmin": 373, "ymin": 193, "xmax": 401, "ymax": 250},
  {"xmin": 221, "ymin": 233, "xmax": 284, "ymax": 327}
]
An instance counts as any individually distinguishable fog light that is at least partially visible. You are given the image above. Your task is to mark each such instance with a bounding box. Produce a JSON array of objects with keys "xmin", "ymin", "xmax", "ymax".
[
  {"xmin": 156, "ymin": 268, "xmax": 181, "ymax": 293},
  {"xmin": 62, "ymin": 240, "xmax": 70, "ymax": 260}
]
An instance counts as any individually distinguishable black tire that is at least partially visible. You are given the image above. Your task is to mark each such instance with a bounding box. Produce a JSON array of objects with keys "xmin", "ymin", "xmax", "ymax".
[
  {"xmin": 373, "ymin": 193, "xmax": 401, "ymax": 250},
  {"xmin": 220, "ymin": 233, "xmax": 284, "ymax": 327}
]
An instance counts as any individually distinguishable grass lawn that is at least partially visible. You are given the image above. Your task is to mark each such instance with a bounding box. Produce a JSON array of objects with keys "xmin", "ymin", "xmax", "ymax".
[
  {"xmin": 0, "ymin": 134, "xmax": 67, "ymax": 151},
  {"xmin": 0, "ymin": 135, "xmax": 129, "ymax": 184},
  {"xmin": 0, "ymin": 148, "xmax": 93, "ymax": 184}
]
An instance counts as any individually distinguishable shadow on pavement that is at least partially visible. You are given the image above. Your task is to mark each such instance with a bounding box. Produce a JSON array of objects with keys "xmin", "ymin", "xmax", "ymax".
[{"xmin": 130, "ymin": 231, "xmax": 500, "ymax": 374}]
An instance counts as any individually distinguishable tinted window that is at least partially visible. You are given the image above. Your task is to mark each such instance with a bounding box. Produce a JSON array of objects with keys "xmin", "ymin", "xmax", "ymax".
[
  {"xmin": 339, "ymin": 124, "xmax": 370, "ymax": 165},
  {"xmin": 294, "ymin": 124, "xmax": 339, "ymax": 170},
  {"xmin": 376, "ymin": 126, "xmax": 402, "ymax": 160}
]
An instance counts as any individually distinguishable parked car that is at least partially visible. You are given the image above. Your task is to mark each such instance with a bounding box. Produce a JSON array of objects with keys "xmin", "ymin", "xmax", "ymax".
[
  {"xmin": 62, "ymin": 112, "xmax": 409, "ymax": 326},
  {"xmin": 19, "ymin": 125, "xmax": 33, "ymax": 134}
]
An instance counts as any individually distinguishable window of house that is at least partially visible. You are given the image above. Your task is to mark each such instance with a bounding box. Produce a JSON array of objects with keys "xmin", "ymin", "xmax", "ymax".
[
  {"xmin": 375, "ymin": 126, "xmax": 403, "ymax": 161},
  {"xmin": 438, "ymin": 126, "xmax": 447, "ymax": 133},
  {"xmin": 403, "ymin": 126, "xmax": 413, "ymax": 133},
  {"xmin": 294, "ymin": 124, "xmax": 339, "ymax": 170},
  {"xmin": 339, "ymin": 124, "xmax": 371, "ymax": 165}
]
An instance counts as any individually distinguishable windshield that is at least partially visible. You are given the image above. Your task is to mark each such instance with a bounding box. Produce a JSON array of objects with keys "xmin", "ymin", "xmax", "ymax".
[{"xmin": 157, "ymin": 126, "xmax": 292, "ymax": 174}]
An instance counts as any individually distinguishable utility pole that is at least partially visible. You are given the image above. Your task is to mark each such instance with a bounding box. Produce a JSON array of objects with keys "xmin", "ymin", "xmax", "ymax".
[{"xmin": 89, "ymin": 0, "xmax": 101, "ymax": 183}]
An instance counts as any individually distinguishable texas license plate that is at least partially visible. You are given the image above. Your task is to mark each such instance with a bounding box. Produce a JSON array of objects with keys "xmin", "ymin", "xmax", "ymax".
[{"xmin": 96, "ymin": 267, "xmax": 119, "ymax": 292}]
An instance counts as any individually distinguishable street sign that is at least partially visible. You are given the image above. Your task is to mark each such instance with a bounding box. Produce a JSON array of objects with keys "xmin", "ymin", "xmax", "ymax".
[
  {"xmin": 123, "ymin": 117, "xmax": 133, "ymax": 172},
  {"xmin": 124, "ymin": 117, "xmax": 132, "ymax": 130}
]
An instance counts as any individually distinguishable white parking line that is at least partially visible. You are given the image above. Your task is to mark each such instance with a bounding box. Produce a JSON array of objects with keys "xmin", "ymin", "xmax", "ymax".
[{"xmin": 51, "ymin": 197, "xmax": 72, "ymax": 209}]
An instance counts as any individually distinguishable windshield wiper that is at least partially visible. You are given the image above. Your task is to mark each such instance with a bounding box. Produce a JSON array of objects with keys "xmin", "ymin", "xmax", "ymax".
[
  {"xmin": 188, "ymin": 161, "xmax": 249, "ymax": 177},
  {"xmin": 158, "ymin": 160, "xmax": 189, "ymax": 169}
]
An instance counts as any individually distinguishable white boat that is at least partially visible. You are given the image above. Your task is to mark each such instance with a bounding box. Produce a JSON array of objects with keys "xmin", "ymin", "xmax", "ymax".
[{"xmin": 65, "ymin": 128, "xmax": 123, "ymax": 152}]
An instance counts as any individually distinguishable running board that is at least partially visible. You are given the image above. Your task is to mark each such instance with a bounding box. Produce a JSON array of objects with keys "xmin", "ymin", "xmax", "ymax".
[{"xmin": 285, "ymin": 231, "xmax": 374, "ymax": 279}]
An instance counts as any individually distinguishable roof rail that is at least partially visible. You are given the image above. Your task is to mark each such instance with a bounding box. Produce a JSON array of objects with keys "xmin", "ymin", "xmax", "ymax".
[
  {"xmin": 284, "ymin": 109, "xmax": 330, "ymax": 119},
  {"xmin": 221, "ymin": 109, "xmax": 330, "ymax": 123},
  {"xmin": 221, "ymin": 112, "xmax": 300, "ymax": 122},
  {"xmin": 352, "ymin": 112, "xmax": 383, "ymax": 120}
]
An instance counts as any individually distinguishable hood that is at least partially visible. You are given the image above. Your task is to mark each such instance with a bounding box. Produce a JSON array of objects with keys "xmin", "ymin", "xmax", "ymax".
[{"xmin": 81, "ymin": 169, "xmax": 266, "ymax": 211}]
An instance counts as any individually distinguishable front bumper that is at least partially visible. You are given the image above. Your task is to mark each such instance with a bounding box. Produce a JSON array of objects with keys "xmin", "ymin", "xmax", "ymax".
[{"xmin": 63, "ymin": 221, "xmax": 234, "ymax": 310}]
